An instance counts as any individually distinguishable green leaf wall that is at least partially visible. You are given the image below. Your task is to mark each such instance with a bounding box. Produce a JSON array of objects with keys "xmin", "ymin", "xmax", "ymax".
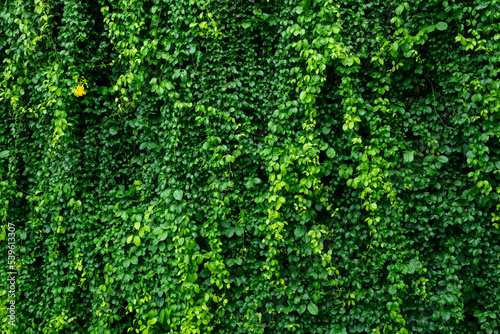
[{"xmin": 1, "ymin": 0, "xmax": 499, "ymax": 333}]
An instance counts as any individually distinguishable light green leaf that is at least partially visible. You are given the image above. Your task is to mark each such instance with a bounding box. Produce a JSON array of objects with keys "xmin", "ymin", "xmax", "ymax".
[
  {"xmin": 403, "ymin": 151, "xmax": 414, "ymax": 163},
  {"xmin": 307, "ymin": 302, "xmax": 318, "ymax": 315},
  {"xmin": 0, "ymin": 150, "xmax": 10, "ymax": 159},
  {"xmin": 407, "ymin": 259, "xmax": 423, "ymax": 274},
  {"xmin": 158, "ymin": 231, "xmax": 168, "ymax": 241},
  {"xmin": 173, "ymin": 190, "xmax": 183, "ymax": 201},
  {"xmin": 133, "ymin": 236, "xmax": 140, "ymax": 247},
  {"xmin": 241, "ymin": 22, "xmax": 251, "ymax": 29},
  {"xmin": 300, "ymin": 90, "xmax": 307, "ymax": 101},
  {"xmin": 235, "ymin": 226, "xmax": 244, "ymax": 236},
  {"xmin": 159, "ymin": 310, "xmax": 165, "ymax": 324},
  {"xmin": 437, "ymin": 155, "xmax": 449, "ymax": 163},
  {"xmin": 326, "ymin": 147, "xmax": 336, "ymax": 159},
  {"xmin": 436, "ymin": 22, "xmax": 448, "ymax": 31},
  {"xmin": 226, "ymin": 227, "xmax": 235, "ymax": 238},
  {"xmin": 294, "ymin": 227, "xmax": 306, "ymax": 238}
]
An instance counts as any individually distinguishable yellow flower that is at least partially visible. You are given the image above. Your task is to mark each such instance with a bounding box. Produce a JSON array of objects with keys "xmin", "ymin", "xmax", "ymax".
[{"xmin": 72, "ymin": 85, "xmax": 86, "ymax": 97}]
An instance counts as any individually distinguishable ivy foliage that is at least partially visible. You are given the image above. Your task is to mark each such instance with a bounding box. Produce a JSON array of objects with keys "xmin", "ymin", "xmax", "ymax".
[{"xmin": 1, "ymin": 0, "xmax": 500, "ymax": 333}]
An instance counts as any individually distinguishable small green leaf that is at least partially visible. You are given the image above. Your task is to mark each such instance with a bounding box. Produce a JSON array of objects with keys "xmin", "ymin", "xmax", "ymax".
[
  {"xmin": 437, "ymin": 156, "xmax": 449, "ymax": 163},
  {"xmin": 109, "ymin": 127, "xmax": 118, "ymax": 135},
  {"xmin": 159, "ymin": 310, "xmax": 165, "ymax": 324},
  {"xmin": 158, "ymin": 231, "xmax": 168, "ymax": 241},
  {"xmin": 235, "ymin": 226, "xmax": 244, "ymax": 236},
  {"xmin": 403, "ymin": 151, "xmax": 414, "ymax": 163},
  {"xmin": 407, "ymin": 259, "xmax": 423, "ymax": 274},
  {"xmin": 253, "ymin": 8, "xmax": 263, "ymax": 15},
  {"xmin": 0, "ymin": 150, "xmax": 10, "ymax": 159},
  {"xmin": 294, "ymin": 227, "xmax": 306, "ymax": 238},
  {"xmin": 241, "ymin": 22, "xmax": 251, "ymax": 29},
  {"xmin": 436, "ymin": 22, "xmax": 448, "ymax": 31},
  {"xmin": 226, "ymin": 227, "xmax": 235, "ymax": 238},
  {"xmin": 300, "ymin": 90, "xmax": 307, "ymax": 101},
  {"xmin": 326, "ymin": 147, "xmax": 336, "ymax": 159},
  {"xmin": 133, "ymin": 236, "xmax": 140, "ymax": 247},
  {"xmin": 307, "ymin": 302, "xmax": 318, "ymax": 315},
  {"xmin": 173, "ymin": 190, "xmax": 183, "ymax": 201},
  {"xmin": 127, "ymin": 235, "xmax": 133, "ymax": 244}
]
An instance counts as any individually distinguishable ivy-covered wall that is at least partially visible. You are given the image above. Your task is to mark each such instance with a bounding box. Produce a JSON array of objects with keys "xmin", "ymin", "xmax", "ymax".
[{"xmin": 1, "ymin": 0, "xmax": 499, "ymax": 333}]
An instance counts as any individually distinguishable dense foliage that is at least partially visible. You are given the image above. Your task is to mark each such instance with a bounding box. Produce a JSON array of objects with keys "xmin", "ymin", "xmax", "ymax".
[{"xmin": 1, "ymin": 0, "xmax": 500, "ymax": 333}]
